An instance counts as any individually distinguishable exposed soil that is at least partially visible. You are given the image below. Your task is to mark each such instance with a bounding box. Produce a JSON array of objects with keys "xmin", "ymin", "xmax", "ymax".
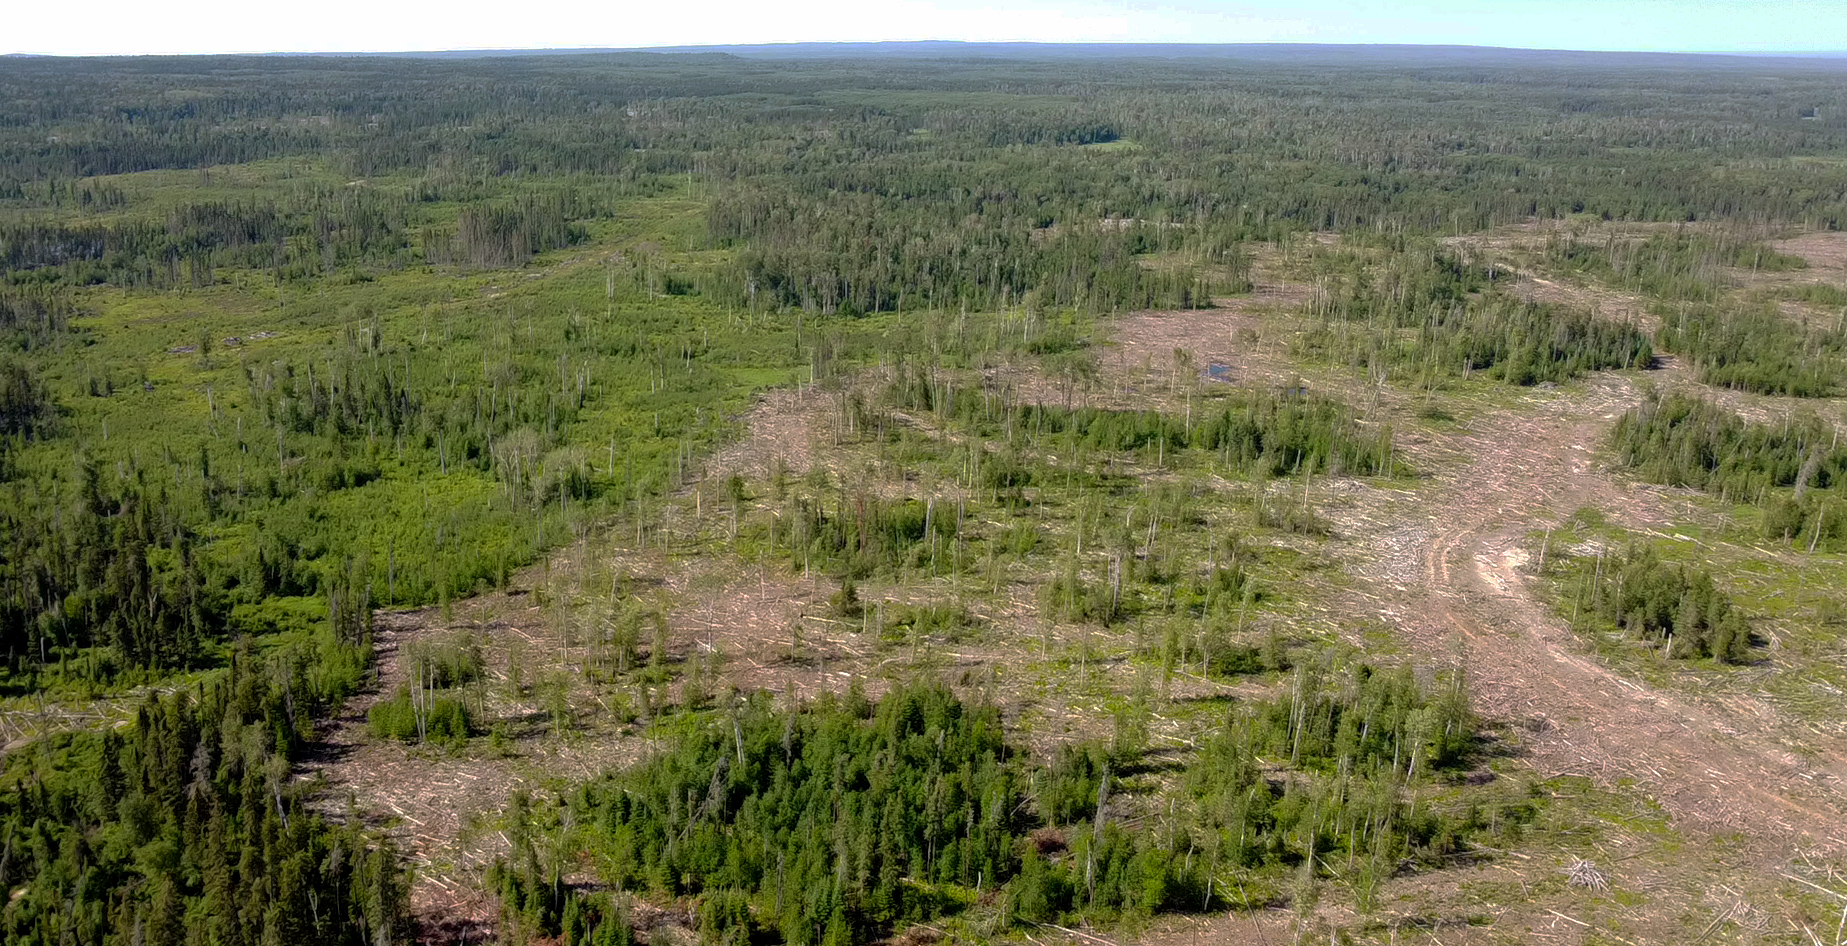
[
  {"xmin": 1081, "ymin": 235, "xmax": 1847, "ymax": 918},
  {"xmin": 705, "ymin": 384, "xmax": 835, "ymax": 481},
  {"xmin": 299, "ymin": 540, "xmax": 864, "ymax": 928},
  {"xmin": 1445, "ymin": 224, "xmax": 1847, "ymax": 430},
  {"xmin": 298, "ymin": 600, "xmax": 648, "ymax": 935},
  {"xmin": 303, "ymin": 514, "xmax": 1194, "ymax": 937},
  {"xmin": 1029, "ymin": 228, "xmax": 1847, "ymax": 832},
  {"xmin": 302, "ymin": 226, "xmax": 1847, "ymax": 942},
  {"xmin": 1769, "ymin": 231, "xmax": 1847, "ymax": 275},
  {"xmin": 1353, "ymin": 374, "xmax": 1847, "ymax": 849},
  {"xmin": 1108, "ymin": 283, "xmax": 1311, "ymax": 395}
]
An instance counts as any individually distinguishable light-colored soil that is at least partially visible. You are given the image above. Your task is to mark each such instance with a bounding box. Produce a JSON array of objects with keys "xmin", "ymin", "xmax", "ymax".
[
  {"xmin": 304, "ymin": 514, "xmax": 1195, "ymax": 936},
  {"xmin": 298, "ymin": 600, "xmax": 649, "ymax": 934},
  {"xmin": 1108, "ymin": 284, "xmax": 1310, "ymax": 395},
  {"xmin": 300, "ymin": 540, "xmax": 856, "ymax": 929},
  {"xmin": 1356, "ymin": 374, "xmax": 1847, "ymax": 848},
  {"xmin": 1749, "ymin": 231, "xmax": 1847, "ymax": 332},
  {"xmin": 1769, "ymin": 231, "xmax": 1847, "ymax": 275},
  {"xmin": 302, "ymin": 227, "xmax": 1847, "ymax": 943},
  {"xmin": 1055, "ymin": 231, "xmax": 1847, "ymax": 933},
  {"xmin": 705, "ymin": 383, "xmax": 834, "ymax": 480}
]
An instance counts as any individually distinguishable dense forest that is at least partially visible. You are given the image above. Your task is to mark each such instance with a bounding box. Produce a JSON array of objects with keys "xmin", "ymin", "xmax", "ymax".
[
  {"xmin": 1, "ymin": 45, "xmax": 1844, "ymax": 945},
  {"xmin": 0, "ymin": 641, "xmax": 405, "ymax": 946},
  {"xmin": 1557, "ymin": 543, "xmax": 1754, "ymax": 662}
]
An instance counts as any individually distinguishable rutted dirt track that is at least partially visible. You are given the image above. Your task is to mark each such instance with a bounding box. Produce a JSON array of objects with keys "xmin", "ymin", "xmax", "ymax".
[
  {"xmin": 1016, "ymin": 246, "xmax": 1847, "ymax": 851},
  {"xmin": 1379, "ymin": 376, "xmax": 1847, "ymax": 848}
]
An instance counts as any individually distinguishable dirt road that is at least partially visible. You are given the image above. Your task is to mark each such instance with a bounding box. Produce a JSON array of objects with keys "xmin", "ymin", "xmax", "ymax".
[
  {"xmin": 1379, "ymin": 375, "xmax": 1847, "ymax": 849},
  {"xmin": 1056, "ymin": 248, "xmax": 1847, "ymax": 849}
]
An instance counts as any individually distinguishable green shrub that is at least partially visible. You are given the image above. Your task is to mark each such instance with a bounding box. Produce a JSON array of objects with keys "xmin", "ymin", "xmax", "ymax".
[
  {"xmin": 1565, "ymin": 544, "xmax": 1753, "ymax": 663},
  {"xmin": 1655, "ymin": 302, "xmax": 1842, "ymax": 397},
  {"xmin": 366, "ymin": 686, "xmax": 475, "ymax": 745}
]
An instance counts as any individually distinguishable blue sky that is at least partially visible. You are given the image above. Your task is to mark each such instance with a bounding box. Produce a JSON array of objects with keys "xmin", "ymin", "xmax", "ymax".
[{"xmin": 6, "ymin": 0, "xmax": 1844, "ymax": 57}]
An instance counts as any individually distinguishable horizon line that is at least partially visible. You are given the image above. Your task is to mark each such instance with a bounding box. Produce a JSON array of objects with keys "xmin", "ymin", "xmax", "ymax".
[{"xmin": 6, "ymin": 40, "xmax": 1847, "ymax": 60}]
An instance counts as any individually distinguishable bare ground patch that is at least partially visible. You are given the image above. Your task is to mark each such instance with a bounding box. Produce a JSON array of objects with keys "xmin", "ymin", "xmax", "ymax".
[
  {"xmin": 960, "ymin": 234, "xmax": 1847, "ymax": 854},
  {"xmin": 704, "ymin": 383, "xmax": 835, "ymax": 480},
  {"xmin": 1736, "ymin": 231, "xmax": 1847, "ymax": 332},
  {"xmin": 984, "ymin": 238, "xmax": 1365, "ymax": 413},
  {"xmin": 997, "ymin": 229, "xmax": 1847, "ymax": 858},
  {"xmin": 1107, "ymin": 284, "xmax": 1312, "ymax": 394},
  {"xmin": 298, "ymin": 599, "xmax": 652, "ymax": 932},
  {"xmin": 1325, "ymin": 373, "xmax": 1847, "ymax": 853},
  {"xmin": 305, "ymin": 503, "xmax": 1223, "ymax": 937},
  {"xmin": 1770, "ymin": 231, "xmax": 1847, "ymax": 274},
  {"xmin": 1446, "ymin": 224, "xmax": 1847, "ymax": 429},
  {"xmin": 299, "ymin": 542, "xmax": 845, "ymax": 934}
]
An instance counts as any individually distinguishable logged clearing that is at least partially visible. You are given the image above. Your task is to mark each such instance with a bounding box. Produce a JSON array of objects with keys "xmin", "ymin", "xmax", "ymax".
[
  {"xmin": 263, "ymin": 214, "xmax": 1847, "ymax": 943},
  {"xmin": 706, "ymin": 384, "xmax": 835, "ymax": 481},
  {"xmin": 307, "ymin": 494, "xmax": 1255, "ymax": 937},
  {"xmin": 1379, "ymin": 380, "xmax": 1847, "ymax": 843},
  {"xmin": 20, "ymin": 53, "xmax": 1847, "ymax": 946},
  {"xmin": 328, "ymin": 225, "xmax": 1847, "ymax": 942},
  {"xmin": 1072, "ymin": 261, "xmax": 1847, "ymax": 848},
  {"xmin": 336, "ymin": 277, "xmax": 1847, "ymax": 943},
  {"xmin": 1769, "ymin": 231, "xmax": 1847, "ymax": 276}
]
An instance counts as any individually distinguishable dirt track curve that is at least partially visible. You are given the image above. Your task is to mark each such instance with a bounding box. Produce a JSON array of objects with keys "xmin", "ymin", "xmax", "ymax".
[
  {"xmin": 1377, "ymin": 372, "xmax": 1847, "ymax": 850},
  {"xmin": 1095, "ymin": 261, "xmax": 1847, "ymax": 851}
]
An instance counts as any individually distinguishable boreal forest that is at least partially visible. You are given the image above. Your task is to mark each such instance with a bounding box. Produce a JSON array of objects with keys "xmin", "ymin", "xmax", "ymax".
[{"xmin": 1, "ymin": 43, "xmax": 1846, "ymax": 945}]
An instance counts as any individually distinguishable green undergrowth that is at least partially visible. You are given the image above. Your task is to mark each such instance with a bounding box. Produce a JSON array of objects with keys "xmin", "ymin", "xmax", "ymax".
[
  {"xmin": 2, "ymin": 190, "xmax": 1174, "ymax": 695},
  {"xmin": 1610, "ymin": 391, "xmax": 1847, "ymax": 552},
  {"xmin": 1530, "ymin": 503, "xmax": 1847, "ymax": 725},
  {"xmin": 1293, "ymin": 245, "xmax": 1653, "ymax": 389},
  {"xmin": 716, "ymin": 370, "xmax": 1377, "ymax": 648},
  {"xmin": 0, "ymin": 639, "xmax": 409, "ymax": 946},
  {"xmin": 1532, "ymin": 508, "xmax": 1753, "ymax": 665},
  {"xmin": 1654, "ymin": 300, "xmax": 1845, "ymax": 397},
  {"xmin": 7, "ymin": 50, "xmax": 1847, "ymax": 946},
  {"xmin": 1539, "ymin": 227, "xmax": 1807, "ymax": 302}
]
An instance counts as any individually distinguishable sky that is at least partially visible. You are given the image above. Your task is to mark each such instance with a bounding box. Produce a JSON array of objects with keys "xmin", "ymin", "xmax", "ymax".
[{"xmin": 5, "ymin": 0, "xmax": 1844, "ymax": 57}]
